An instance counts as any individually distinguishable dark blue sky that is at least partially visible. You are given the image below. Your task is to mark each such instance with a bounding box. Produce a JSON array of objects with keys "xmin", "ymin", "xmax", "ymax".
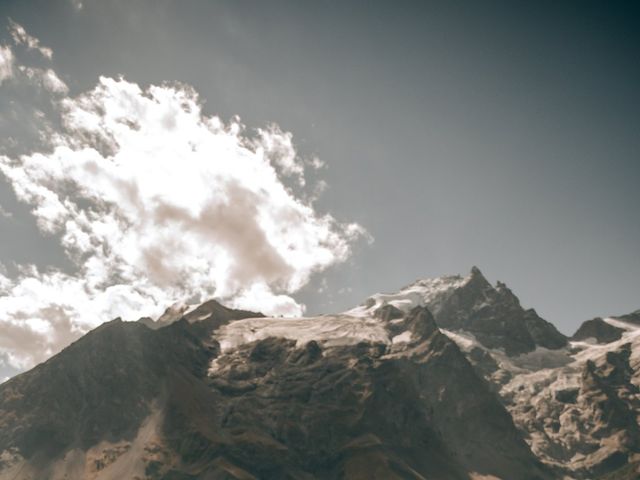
[{"xmin": 0, "ymin": 0, "xmax": 638, "ymax": 334}]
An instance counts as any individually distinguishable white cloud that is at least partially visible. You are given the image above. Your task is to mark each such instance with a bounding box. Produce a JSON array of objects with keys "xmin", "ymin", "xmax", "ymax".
[
  {"xmin": 0, "ymin": 45, "xmax": 13, "ymax": 84},
  {"xmin": 8, "ymin": 19, "xmax": 53, "ymax": 60},
  {"xmin": 307, "ymin": 156, "xmax": 326, "ymax": 170},
  {"xmin": 0, "ymin": 204, "xmax": 12, "ymax": 218},
  {"xmin": 40, "ymin": 68, "xmax": 68, "ymax": 94},
  {"xmin": 0, "ymin": 74, "xmax": 367, "ymax": 373},
  {"xmin": 255, "ymin": 124, "xmax": 304, "ymax": 182},
  {"xmin": 18, "ymin": 66, "xmax": 68, "ymax": 94}
]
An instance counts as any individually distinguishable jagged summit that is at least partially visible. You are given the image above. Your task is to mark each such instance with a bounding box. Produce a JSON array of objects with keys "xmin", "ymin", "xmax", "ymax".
[
  {"xmin": 348, "ymin": 266, "xmax": 567, "ymax": 355},
  {"xmin": 0, "ymin": 271, "xmax": 638, "ymax": 479},
  {"xmin": 0, "ymin": 300, "xmax": 552, "ymax": 479}
]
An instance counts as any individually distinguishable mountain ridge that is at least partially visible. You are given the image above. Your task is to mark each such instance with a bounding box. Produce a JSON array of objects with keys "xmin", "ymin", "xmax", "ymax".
[{"xmin": 0, "ymin": 267, "xmax": 638, "ymax": 479}]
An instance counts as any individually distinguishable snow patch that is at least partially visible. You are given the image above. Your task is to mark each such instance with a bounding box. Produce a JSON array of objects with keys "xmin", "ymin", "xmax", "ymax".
[
  {"xmin": 215, "ymin": 315, "xmax": 390, "ymax": 352},
  {"xmin": 391, "ymin": 331, "xmax": 413, "ymax": 344},
  {"xmin": 344, "ymin": 274, "xmax": 469, "ymax": 318},
  {"xmin": 603, "ymin": 316, "xmax": 639, "ymax": 331},
  {"xmin": 442, "ymin": 329, "xmax": 480, "ymax": 351}
]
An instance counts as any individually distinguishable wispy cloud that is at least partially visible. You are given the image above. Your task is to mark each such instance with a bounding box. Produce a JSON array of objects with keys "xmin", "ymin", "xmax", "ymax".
[
  {"xmin": 18, "ymin": 65, "xmax": 68, "ymax": 94},
  {"xmin": 70, "ymin": 0, "xmax": 84, "ymax": 11},
  {"xmin": 0, "ymin": 204, "xmax": 12, "ymax": 218},
  {"xmin": 8, "ymin": 19, "xmax": 53, "ymax": 60},
  {"xmin": 0, "ymin": 21, "xmax": 368, "ymax": 374},
  {"xmin": 0, "ymin": 45, "xmax": 13, "ymax": 84}
]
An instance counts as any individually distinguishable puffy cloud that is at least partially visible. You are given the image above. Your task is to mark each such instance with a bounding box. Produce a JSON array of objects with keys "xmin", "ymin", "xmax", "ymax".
[
  {"xmin": 0, "ymin": 73, "xmax": 367, "ymax": 373},
  {"xmin": 8, "ymin": 19, "xmax": 53, "ymax": 60},
  {"xmin": 0, "ymin": 45, "xmax": 13, "ymax": 84}
]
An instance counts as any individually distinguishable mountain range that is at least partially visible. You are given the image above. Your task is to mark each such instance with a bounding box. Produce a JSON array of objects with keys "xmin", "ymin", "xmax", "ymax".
[{"xmin": 0, "ymin": 267, "xmax": 638, "ymax": 479}]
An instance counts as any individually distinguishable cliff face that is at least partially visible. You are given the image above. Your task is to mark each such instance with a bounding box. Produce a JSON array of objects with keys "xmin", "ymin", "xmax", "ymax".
[
  {"xmin": 475, "ymin": 315, "xmax": 640, "ymax": 479},
  {"xmin": 0, "ymin": 269, "xmax": 637, "ymax": 480},
  {"xmin": 0, "ymin": 300, "xmax": 551, "ymax": 480},
  {"xmin": 350, "ymin": 267, "xmax": 567, "ymax": 356}
]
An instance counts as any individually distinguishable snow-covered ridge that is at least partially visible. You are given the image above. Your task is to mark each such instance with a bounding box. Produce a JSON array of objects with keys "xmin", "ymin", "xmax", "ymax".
[
  {"xmin": 212, "ymin": 272, "xmax": 476, "ymax": 353},
  {"xmin": 494, "ymin": 316, "xmax": 640, "ymax": 473},
  {"xmin": 344, "ymin": 273, "xmax": 470, "ymax": 318},
  {"xmin": 571, "ymin": 318, "xmax": 640, "ymax": 365},
  {"xmin": 603, "ymin": 316, "xmax": 639, "ymax": 331},
  {"xmin": 214, "ymin": 315, "xmax": 391, "ymax": 353}
]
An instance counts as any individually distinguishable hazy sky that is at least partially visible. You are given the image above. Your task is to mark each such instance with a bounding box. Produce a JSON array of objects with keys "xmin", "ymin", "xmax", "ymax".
[{"xmin": 0, "ymin": 0, "xmax": 638, "ymax": 376}]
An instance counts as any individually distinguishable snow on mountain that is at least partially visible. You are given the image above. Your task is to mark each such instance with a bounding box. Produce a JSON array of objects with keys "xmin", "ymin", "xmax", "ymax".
[
  {"xmin": 209, "ymin": 268, "xmax": 487, "ymax": 356},
  {"xmin": 214, "ymin": 314, "xmax": 390, "ymax": 353},
  {"xmin": 344, "ymin": 273, "xmax": 470, "ymax": 318},
  {"xmin": 0, "ymin": 267, "xmax": 638, "ymax": 479},
  {"xmin": 604, "ymin": 317, "xmax": 640, "ymax": 332},
  {"xmin": 496, "ymin": 317, "xmax": 640, "ymax": 477},
  {"xmin": 338, "ymin": 269, "xmax": 639, "ymax": 477},
  {"xmin": 347, "ymin": 266, "xmax": 567, "ymax": 356}
]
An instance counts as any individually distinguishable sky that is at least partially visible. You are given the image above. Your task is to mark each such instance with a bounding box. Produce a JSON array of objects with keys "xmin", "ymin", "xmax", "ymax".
[{"xmin": 0, "ymin": 0, "xmax": 638, "ymax": 378}]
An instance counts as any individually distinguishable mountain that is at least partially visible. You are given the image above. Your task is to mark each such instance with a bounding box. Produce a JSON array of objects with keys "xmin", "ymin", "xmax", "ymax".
[
  {"xmin": 0, "ymin": 267, "xmax": 637, "ymax": 479},
  {"xmin": 614, "ymin": 310, "xmax": 640, "ymax": 325},
  {"xmin": 572, "ymin": 318, "xmax": 624, "ymax": 344},
  {"xmin": 347, "ymin": 266, "xmax": 567, "ymax": 355},
  {"xmin": 446, "ymin": 303, "xmax": 640, "ymax": 478}
]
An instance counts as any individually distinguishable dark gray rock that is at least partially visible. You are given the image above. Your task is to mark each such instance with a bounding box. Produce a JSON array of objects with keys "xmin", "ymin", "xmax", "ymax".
[
  {"xmin": 0, "ymin": 302, "xmax": 552, "ymax": 480},
  {"xmin": 372, "ymin": 303, "xmax": 404, "ymax": 321},
  {"xmin": 572, "ymin": 318, "xmax": 624, "ymax": 344},
  {"xmin": 613, "ymin": 309, "xmax": 640, "ymax": 325},
  {"xmin": 431, "ymin": 267, "xmax": 567, "ymax": 355}
]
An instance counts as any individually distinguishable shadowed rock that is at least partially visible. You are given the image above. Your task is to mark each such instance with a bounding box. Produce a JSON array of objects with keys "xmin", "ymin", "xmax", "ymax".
[
  {"xmin": 431, "ymin": 267, "xmax": 567, "ymax": 355},
  {"xmin": 572, "ymin": 318, "xmax": 624, "ymax": 344},
  {"xmin": 0, "ymin": 302, "xmax": 552, "ymax": 479}
]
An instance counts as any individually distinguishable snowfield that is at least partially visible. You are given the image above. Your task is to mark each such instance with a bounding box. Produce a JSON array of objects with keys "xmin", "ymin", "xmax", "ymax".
[
  {"xmin": 213, "ymin": 272, "xmax": 475, "ymax": 353},
  {"xmin": 214, "ymin": 314, "xmax": 391, "ymax": 352}
]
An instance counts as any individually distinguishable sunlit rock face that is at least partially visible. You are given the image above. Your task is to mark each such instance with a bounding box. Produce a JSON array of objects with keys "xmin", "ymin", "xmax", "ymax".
[
  {"xmin": 470, "ymin": 315, "xmax": 640, "ymax": 479},
  {"xmin": 0, "ymin": 270, "xmax": 638, "ymax": 479}
]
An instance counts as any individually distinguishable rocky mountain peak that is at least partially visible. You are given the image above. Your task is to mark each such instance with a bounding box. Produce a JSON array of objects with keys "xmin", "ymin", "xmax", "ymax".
[
  {"xmin": 1, "ymin": 274, "xmax": 638, "ymax": 479},
  {"xmin": 572, "ymin": 317, "xmax": 625, "ymax": 344},
  {"xmin": 428, "ymin": 269, "xmax": 567, "ymax": 355},
  {"xmin": 350, "ymin": 268, "xmax": 568, "ymax": 356},
  {"xmin": 468, "ymin": 265, "xmax": 491, "ymax": 286}
]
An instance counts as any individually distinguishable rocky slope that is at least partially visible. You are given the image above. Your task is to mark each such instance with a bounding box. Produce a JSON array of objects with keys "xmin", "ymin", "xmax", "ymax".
[
  {"xmin": 347, "ymin": 266, "xmax": 567, "ymax": 355},
  {"xmin": 572, "ymin": 318, "xmax": 624, "ymax": 344},
  {"xmin": 347, "ymin": 268, "xmax": 640, "ymax": 478},
  {"xmin": 0, "ymin": 267, "xmax": 636, "ymax": 479}
]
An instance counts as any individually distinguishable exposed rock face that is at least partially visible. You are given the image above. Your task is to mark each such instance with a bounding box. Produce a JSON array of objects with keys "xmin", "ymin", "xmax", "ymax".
[
  {"xmin": 614, "ymin": 310, "xmax": 640, "ymax": 325},
  {"xmin": 353, "ymin": 267, "xmax": 567, "ymax": 356},
  {"xmin": 0, "ymin": 303, "xmax": 257, "ymax": 480},
  {"xmin": 489, "ymin": 322, "xmax": 640, "ymax": 479},
  {"xmin": 0, "ymin": 319, "xmax": 210, "ymax": 461},
  {"xmin": 0, "ymin": 301, "xmax": 551, "ymax": 480},
  {"xmin": 523, "ymin": 309, "xmax": 569, "ymax": 350},
  {"xmin": 0, "ymin": 270, "xmax": 637, "ymax": 480},
  {"xmin": 430, "ymin": 310, "xmax": 640, "ymax": 479},
  {"xmin": 431, "ymin": 270, "xmax": 567, "ymax": 355},
  {"xmin": 572, "ymin": 318, "xmax": 625, "ymax": 344}
]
